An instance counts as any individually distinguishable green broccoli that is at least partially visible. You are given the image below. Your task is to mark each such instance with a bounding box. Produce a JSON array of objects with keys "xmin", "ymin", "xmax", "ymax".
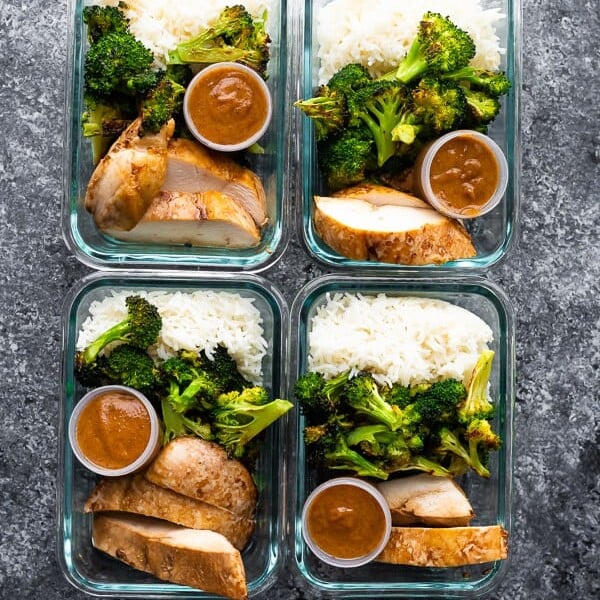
[
  {"xmin": 383, "ymin": 12, "xmax": 476, "ymax": 84},
  {"xmin": 294, "ymin": 86, "xmax": 347, "ymax": 141},
  {"xmin": 386, "ymin": 455, "xmax": 452, "ymax": 477},
  {"xmin": 83, "ymin": 3, "xmax": 130, "ymax": 43},
  {"xmin": 100, "ymin": 344, "xmax": 159, "ymax": 393},
  {"xmin": 75, "ymin": 296, "xmax": 162, "ymax": 379},
  {"xmin": 197, "ymin": 345, "xmax": 251, "ymax": 393},
  {"xmin": 458, "ymin": 350, "xmax": 496, "ymax": 424},
  {"xmin": 346, "ymin": 79, "xmax": 409, "ymax": 167},
  {"xmin": 84, "ymin": 30, "xmax": 158, "ymax": 100},
  {"xmin": 463, "ymin": 418, "xmax": 501, "ymax": 478},
  {"xmin": 381, "ymin": 382, "xmax": 412, "ymax": 409},
  {"xmin": 140, "ymin": 75, "xmax": 186, "ymax": 134},
  {"xmin": 405, "ymin": 378, "xmax": 467, "ymax": 426},
  {"xmin": 442, "ymin": 67, "xmax": 512, "ymax": 97},
  {"xmin": 161, "ymin": 397, "xmax": 213, "ymax": 445},
  {"xmin": 81, "ymin": 95, "xmax": 136, "ymax": 164},
  {"xmin": 317, "ymin": 127, "xmax": 374, "ymax": 190},
  {"xmin": 344, "ymin": 373, "xmax": 402, "ymax": 431},
  {"xmin": 309, "ymin": 425, "xmax": 389, "ymax": 480},
  {"xmin": 211, "ymin": 388, "xmax": 293, "ymax": 458},
  {"xmin": 411, "ymin": 77, "xmax": 467, "ymax": 133},
  {"xmin": 167, "ymin": 5, "xmax": 271, "ymax": 79},
  {"xmin": 462, "ymin": 87, "xmax": 501, "ymax": 125},
  {"xmin": 294, "ymin": 370, "xmax": 351, "ymax": 424},
  {"xmin": 161, "ymin": 353, "xmax": 220, "ymax": 413}
]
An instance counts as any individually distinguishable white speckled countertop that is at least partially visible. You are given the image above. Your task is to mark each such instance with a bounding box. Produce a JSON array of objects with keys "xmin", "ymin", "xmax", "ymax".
[{"xmin": 0, "ymin": 0, "xmax": 598, "ymax": 598}]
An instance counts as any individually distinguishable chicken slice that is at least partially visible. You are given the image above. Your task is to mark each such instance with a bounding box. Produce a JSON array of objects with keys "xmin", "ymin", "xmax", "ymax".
[
  {"xmin": 314, "ymin": 195, "xmax": 476, "ymax": 265},
  {"xmin": 105, "ymin": 190, "xmax": 261, "ymax": 248},
  {"xmin": 333, "ymin": 182, "xmax": 429, "ymax": 208},
  {"xmin": 163, "ymin": 138, "xmax": 267, "ymax": 227},
  {"xmin": 85, "ymin": 118, "xmax": 175, "ymax": 231}
]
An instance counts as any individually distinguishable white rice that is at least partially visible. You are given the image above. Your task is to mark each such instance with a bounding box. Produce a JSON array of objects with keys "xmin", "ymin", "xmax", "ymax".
[
  {"xmin": 92, "ymin": 0, "xmax": 273, "ymax": 68},
  {"xmin": 307, "ymin": 294, "xmax": 493, "ymax": 387},
  {"xmin": 316, "ymin": 0, "xmax": 505, "ymax": 84},
  {"xmin": 76, "ymin": 290, "xmax": 268, "ymax": 385}
]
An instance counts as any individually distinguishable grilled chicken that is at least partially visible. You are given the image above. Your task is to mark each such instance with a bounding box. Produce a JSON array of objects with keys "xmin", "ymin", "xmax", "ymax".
[
  {"xmin": 376, "ymin": 474, "xmax": 474, "ymax": 527},
  {"xmin": 333, "ymin": 182, "xmax": 429, "ymax": 208},
  {"xmin": 104, "ymin": 190, "xmax": 261, "ymax": 248},
  {"xmin": 92, "ymin": 513, "xmax": 248, "ymax": 599},
  {"xmin": 314, "ymin": 192, "xmax": 476, "ymax": 265},
  {"xmin": 85, "ymin": 118, "xmax": 175, "ymax": 231},
  {"xmin": 163, "ymin": 138, "xmax": 267, "ymax": 227},
  {"xmin": 145, "ymin": 437, "xmax": 258, "ymax": 519},
  {"xmin": 85, "ymin": 474, "xmax": 255, "ymax": 550}
]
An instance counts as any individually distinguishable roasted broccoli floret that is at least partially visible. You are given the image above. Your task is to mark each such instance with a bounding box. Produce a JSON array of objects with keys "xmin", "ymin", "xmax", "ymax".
[
  {"xmin": 411, "ymin": 77, "xmax": 467, "ymax": 133},
  {"xmin": 383, "ymin": 12, "xmax": 476, "ymax": 84},
  {"xmin": 462, "ymin": 87, "xmax": 501, "ymax": 125},
  {"xmin": 381, "ymin": 382, "xmax": 412, "ymax": 409},
  {"xmin": 458, "ymin": 350, "xmax": 496, "ymax": 423},
  {"xmin": 167, "ymin": 5, "xmax": 271, "ymax": 78},
  {"xmin": 347, "ymin": 80, "xmax": 409, "ymax": 167},
  {"xmin": 317, "ymin": 127, "xmax": 374, "ymax": 190},
  {"xmin": 386, "ymin": 454, "xmax": 452, "ymax": 477},
  {"xmin": 161, "ymin": 397, "xmax": 213, "ymax": 444},
  {"xmin": 197, "ymin": 345, "xmax": 252, "ymax": 393},
  {"xmin": 405, "ymin": 378, "xmax": 467, "ymax": 426},
  {"xmin": 83, "ymin": 3, "xmax": 130, "ymax": 43},
  {"xmin": 100, "ymin": 344, "xmax": 159, "ymax": 392},
  {"xmin": 309, "ymin": 425, "xmax": 389, "ymax": 480},
  {"xmin": 81, "ymin": 95, "xmax": 135, "ymax": 164},
  {"xmin": 140, "ymin": 74, "xmax": 186, "ymax": 134},
  {"xmin": 463, "ymin": 418, "xmax": 501, "ymax": 478},
  {"xmin": 344, "ymin": 373, "xmax": 402, "ymax": 431},
  {"xmin": 328, "ymin": 62, "xmax": 373, "ymax": 94},
  {"xmin": 211, "ymin": 388, "xmax": 293, "ymax": 458},
  {"xmin": 84, "ymin": 30, "xmax": 158, "ymax": 100},
  {"xmin": 294, "ymin": 370, "xmax": 351, "ymax": 424},
  {"xmin": 294, "ymin": 86, "xmax": 347, "ymax": 141},
  {"xmin": 161, "ymin": 353, "xmax": 221, "ymax": 413},
  {"xmin": 442, "ymin": 67, "xmax": 512, "ymax": 97},
  {"xmin": 75, "ymin": 296, "xmax": 162, "ymax": 378}
]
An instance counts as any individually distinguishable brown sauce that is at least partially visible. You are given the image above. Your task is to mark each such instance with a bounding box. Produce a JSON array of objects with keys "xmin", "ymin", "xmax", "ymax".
[
  {"xmin": 430, "ymin": 134, "xmax": 499, "ymax": 216},
  {"xmin": 306, "ymin": 483, "xmax": 387, "ymax": 559},
  {"xmin": 76, "ymin": 390, "xmax": 151, "ymax": 469},
  {"xmin": 187, "ymin": 64, "xmax": 269, "ymax": 146}
]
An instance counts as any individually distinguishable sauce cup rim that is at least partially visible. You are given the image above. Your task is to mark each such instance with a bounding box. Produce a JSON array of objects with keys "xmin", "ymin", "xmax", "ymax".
[
  {"xmin": 417, "ymin": 129, "xmax": 509, "ymax": 220},
  {"xmin": 301, "ymin": 476, "xmax": 392, "ymax": 568},
  {"xmin": 68, "ymin": 384, "xmax": 161, "ymax": 477},
  {"xmin": 183, "ymin": 61, "xmax": 273, "ymax": 153}
]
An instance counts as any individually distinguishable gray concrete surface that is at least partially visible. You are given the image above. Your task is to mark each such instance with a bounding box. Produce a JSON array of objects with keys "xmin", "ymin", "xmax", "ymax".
[{"xmin": 0, "ymin": 0, "xmax": 598, "ymax": 598}]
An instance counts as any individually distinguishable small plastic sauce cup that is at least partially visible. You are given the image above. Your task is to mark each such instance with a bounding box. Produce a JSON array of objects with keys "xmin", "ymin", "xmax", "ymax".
[
  {"xmin": 183, "ymin": 62, "xmax": 272, "ymax": 152},
  {"xmin": 302, "ymin": 477, "xmax": 392, "ymax": 568},
  {"xmin": 68, "ymin": 385, "xmax": 161, "ymax": 477},
  {"xmin": 414, "ymin": 130, "xmax": 509, "ymax": 219}
]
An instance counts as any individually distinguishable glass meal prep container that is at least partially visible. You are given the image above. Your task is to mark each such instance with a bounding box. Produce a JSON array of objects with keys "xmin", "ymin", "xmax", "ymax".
[
  {"xmin": 291, "ymin": 0, "xmax": 522, "ymax": 271},
  {"xmin": 63, "ymin": 0, "xmax": 290, "ymax": 271},
  {"xmin": 289, "ymin": 274, "xmax": 515, "ymax": 597},
  {"xmin": 57, "ymin": 272, "xmax": 289, "ymax": 598}
]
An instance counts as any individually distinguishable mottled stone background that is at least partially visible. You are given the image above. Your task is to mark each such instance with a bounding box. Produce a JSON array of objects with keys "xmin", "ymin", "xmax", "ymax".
[{"xmin": 0, "ymin": 0, "xmax": 598, "ymax": 598}]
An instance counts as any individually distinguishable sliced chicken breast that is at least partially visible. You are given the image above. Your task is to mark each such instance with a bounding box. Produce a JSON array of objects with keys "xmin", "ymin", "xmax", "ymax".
[
  {"xmin": 85, "ymin": 473, "xmax": 255, "ymax": 550},
  {"xmin": 85, "ymin": 118, "xmax": 175, "ymax": 231},
  {"xmin": 314, "ymin": 195, "xmax": 476, "ymax": 265},
  {"xmin": 163, "ymin": 138, "xmax": 267, "ymax": 227},
  {"xmin": 145, "ymin": 437, "xmax": 258, "ymax": 519},
  {"xmin": 333, "ymin": 182, "xmax": 429, "ymax": 208},
  {"xmin": 93, "ymin": 513, "xmax": 247, "ymax": 599},
  {"xmin": 105, "ymin": 190, "xmax": 261, "ymax": 248}
]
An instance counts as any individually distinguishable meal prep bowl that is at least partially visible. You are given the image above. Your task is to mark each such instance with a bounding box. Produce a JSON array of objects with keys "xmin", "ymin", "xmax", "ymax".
[
  {"xmin": 63, "ymin": 0, "xmax": 290, "ymax": 271},
  {"xmin": 58, "ymin": 271, "xmax": 289, "ymax": 598},
  {"xmin": 291, "ymin": 0, "xmax": 522, "ymax": 271},
  {"xmin": 289, "ymin": 274, "xmax": 515, "ymax": 597}
]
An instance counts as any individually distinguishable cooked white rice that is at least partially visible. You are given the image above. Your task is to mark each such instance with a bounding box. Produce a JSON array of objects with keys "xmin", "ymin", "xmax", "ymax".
[
  {"xmin": 92, "ymin": 0, "xmax": 273, "ymax": 68},
  {"xmin": 307, "ymin": 294, "xmax": 493, "ymax": 387},
  {"xmin": 316, "ymin": 0, "xmax": 505, "ymax": 84},
  {"xmin": 76, "ymin": 290, "xmax": 267, "ymax": 385}
]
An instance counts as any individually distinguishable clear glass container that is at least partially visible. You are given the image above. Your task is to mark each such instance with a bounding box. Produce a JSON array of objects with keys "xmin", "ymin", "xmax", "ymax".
[
  {"xmin": 290, "ymin": 0, "xmax": 522, "ymax": 271},
  {"xmin": 62, "ymin": 0, "xmax": 291, "ymax": 271},
  {"xmin": 57, "ymin": 271, "xmax": 290, "ymax": 597},
  {"xmin": 289, "ymin": 274, "xmax": 515, "ymax": 597}
]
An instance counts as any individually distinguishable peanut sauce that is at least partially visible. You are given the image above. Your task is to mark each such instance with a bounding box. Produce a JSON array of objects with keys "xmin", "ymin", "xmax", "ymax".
[
  {"xmin": 306, "ymin": 483, "xmax": 387, "ymax": 559},
  {"xmin": 187, "ymin": 64, "xmax": 269, "ymax": 146},
  {"xmin": 429, "ymin": 134, "xmax": 499, "ymax": 216},
  {"xmin": 76, "ymin": 390, "xmax": 151, "ymax": 469}
]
